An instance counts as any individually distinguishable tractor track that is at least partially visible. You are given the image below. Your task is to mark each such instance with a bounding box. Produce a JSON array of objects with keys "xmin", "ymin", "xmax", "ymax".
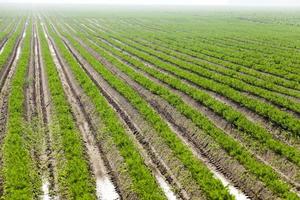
[{"xmin": 35, "ymin": 21, "xmax": 58, "ymax": 199}]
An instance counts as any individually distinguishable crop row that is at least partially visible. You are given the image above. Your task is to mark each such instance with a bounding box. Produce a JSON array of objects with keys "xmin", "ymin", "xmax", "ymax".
[
  {"xmin": 45, "ymin": 21, "xmax": 168, "ymax": 200},
  {"xmin": 138, "ymin": 33, "xmax": 300, "ymax": 90},
  {"xmin": 38, "ymin": 22, "xmax": 96, "ymax": 199},
  {"xmin": 0, "ymin": 20, "xmax": 12, "ymax": 42},
  {"xmin": 128, "ymin": 35, "xmax": 300, "ymax": 99},
  {"xmin": 194, "ymin": 35, "xmax": 300, "ymax": 70},
  {"xmin": 52, "ymin": 20, "xmax": 238, "ymax": 199},
  {"xmin": 2, "ymin": 20, "xmax": 41, "ymax": 199},
  {"xmin": 180, "ymin": 34, "xmax": 300, "ymax": 74},
  {"xmin": 77, "ymin": 26, "xmax": 300, "ymax": 167},
  {"xmin": 86, "ymin": 19, "xmax": 300, "ymax": 93},
  {"xmin": 0, "ymin": 19, "xmax": 23, "ymax": 70},
  {"xmin": 156, "ymin": 32, "xmax": 300, "ymax": 74},
  {"xmin": 73, "ymin": 19, "xmax": 300, "ymax": 166},
  {"xmin": 105, "ymin": 19, "xmax": 300, "ymax": 81},
  {"xmin": 60, "ymin": 19, "xmax": 299, "ymax": 199},
  {"xmin": 106, "ymin": 32, "xmax": 300, "ymax": 114},
  {"xmin": 83, "ymin": 26, "xmax": 300, "ymax": 137}
]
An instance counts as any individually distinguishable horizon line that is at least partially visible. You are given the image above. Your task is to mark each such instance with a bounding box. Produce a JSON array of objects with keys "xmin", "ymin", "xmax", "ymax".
[{"xmin": 1, "ymin": 2, "xmax": 300, "ymax": 7}]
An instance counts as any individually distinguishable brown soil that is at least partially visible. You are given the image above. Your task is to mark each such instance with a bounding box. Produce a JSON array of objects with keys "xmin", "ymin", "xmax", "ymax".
[{"xmin": 35, "ymin": 21, "xmax": 58, "ymax": 198}]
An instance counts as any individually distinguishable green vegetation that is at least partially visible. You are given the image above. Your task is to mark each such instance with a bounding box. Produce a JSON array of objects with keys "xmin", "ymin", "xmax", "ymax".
[
  {"xmin": 94, "ymin": 32, "xmax": 300, "ymax": 136},
  {"xmin": 71, "ymin": 21, "xmax": 300, "ymax": 168},
  {"xmin": 2, "ymin": 20, "xmax": 41, "ymax": 199},
  {"xmin": 38, "ymin": 23, "xmax": 96, "ymax": 199},
  {"xmin": 63, "ymin": 20, "xmax": 300, "ymax": 199},
  {"xmin": 0, "ymin": 18, "xmax": 23, "ymax": 69},
  {"xmin": 0, "ymin": 7, "xmax": 299, "ymax": 200},
  {"xmin": 46, "ymin": 22, "xmax": 167, "ymax": 200}
]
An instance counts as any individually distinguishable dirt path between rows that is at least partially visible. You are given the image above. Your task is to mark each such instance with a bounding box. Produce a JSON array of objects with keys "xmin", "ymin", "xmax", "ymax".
[
  {"xmin": 30, "ymin": 21, "xmax": 59, "ymax": 200},
  {"xmin": 0, "ymin": 20, "xmax": 20, "ymax": 55}
]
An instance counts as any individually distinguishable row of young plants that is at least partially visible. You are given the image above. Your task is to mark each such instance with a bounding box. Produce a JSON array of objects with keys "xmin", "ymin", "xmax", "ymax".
[
  {"xmin": 0, "ymin": 19, "xmax": 23, "ymax": 69},
  {"xmin": 159, "ymin": 30, "xmax": 300, "ymax": 75},
  {"xmin": 87, "ymin": 19, "xmax": 300, "ymax": 92},
  {"xmin": 93, "ymin": 15, "xmax": 300, "ymax": 50},
  {"xmin": 45, "ymin": 22, "xmax": 168, "ymax": 200},
  {"xmin": 93, "ymin": 18, "xmax": 300, "ymax": 82},
  {"xmin": 107, "ymin": 32, "xmax": 300, "ymax": 114},
  {"xmin": 130, "ymin": 12, "xmax": 300, "ymax": 63},
  {"xmin": 82, "ymin": 26, "xmax": 300, "ymax": 137},
  {"xmin": 77, "ymin": 27, "xmax": 300, "ymax": 168},
  {"xmin": 128, "ymin": 35, "xmax": 300, "ymax": 99},
  {"xmin": 37, "ymin": 23, "xmax": 96, "ymax": 199},
  {"xmin": 72, "ymin": 27, "xmax": 300, "ymax": 200},
  {"xmin": 0, "ymin": 18, "xmax": 6, "ymax": 29},
  {"xmin": 119, "ymin": 19, "xmax": 300, "ymax": 82},
  {"xmin": 0, "ymin": 20, "xmax": 13, "ymax": 42},
  {"xmin": 226, "ymin": 33, "xmax": 299, "ymax": 50},
  {"xmin": 0, "ymin": 18, "xmax": 13, "ymax": 32},
  {"xmin": 2, "ymin": 20, "xmax": 41, "ymax": 199},
  {"xmin": 63, "ymin": 20, "xmax": 300, "ymax": 200},
  {"xmin": 187, "ymin": 34, "xmax": 300, "ymax": 74},
  {"xmin": 194, "ymin": 35, "xmax": 300, "ymax": 72},
  {"xmin": 92, "ymin": 20, "xmax": 300, "ymax": 107},
  {"xmin": 126, "ymin": 20, "xmax": 300, "ymax": 82},
  {"xmin": 135, "ymin": 33, "xmax": 300, "ymax": 91},
  {"xmin": 78, "ymin": 20, "xmax": 298, "ymax": 147},
  {"xmin": 224, "ymin": 35, "xmax": 300, "ymax": 65},
  {"xmin": 54, "ymin": 21, "xmax": 236, "ymax": 200},
  {"xmin": 148, "ymin": 33, "xmax": 300, "ymax": 82}
]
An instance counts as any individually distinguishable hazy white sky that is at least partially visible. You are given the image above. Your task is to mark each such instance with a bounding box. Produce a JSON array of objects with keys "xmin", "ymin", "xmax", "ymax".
[{"xmin": 1, "ymin": 0, "xmax": 300, "ymax": 6}]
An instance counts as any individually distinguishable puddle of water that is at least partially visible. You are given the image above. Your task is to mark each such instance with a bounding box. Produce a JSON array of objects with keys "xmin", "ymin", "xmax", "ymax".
[
  {"xmin": 40, "ymin": 180, "xmax": 51, "ymax": 200},
  {"xmin": 16, "ymin": 46, "xmax": 21, "ymax": 60},
  {"xmin": 165, "ymin": 120, "xmax": 249, "ymax": 200},
  {"xmin": 97, "ymin": 177, "xmax": 120, "ymax": 200},
  {"xmin": 213, "ymin": 169, "xmax": 249, "ymax": 200},
  {"xmin": 156, "ymin": 175, "xmax": 177, "ymax": 200},
  {"xmin": 0, "ymin": 42, "xmax": 6, "ymax": 55}
]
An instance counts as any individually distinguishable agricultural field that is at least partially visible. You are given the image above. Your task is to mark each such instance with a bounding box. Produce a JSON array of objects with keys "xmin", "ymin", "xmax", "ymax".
[{"xmin": 0, "ymin": 5, "xmax": 299, "ymax": 200}]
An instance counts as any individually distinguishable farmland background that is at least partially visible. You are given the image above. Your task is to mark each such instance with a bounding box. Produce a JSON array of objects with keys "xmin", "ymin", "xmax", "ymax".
[{"xmin": 0, "ymin": 4, "xmax": 299, "ymax": 200}]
